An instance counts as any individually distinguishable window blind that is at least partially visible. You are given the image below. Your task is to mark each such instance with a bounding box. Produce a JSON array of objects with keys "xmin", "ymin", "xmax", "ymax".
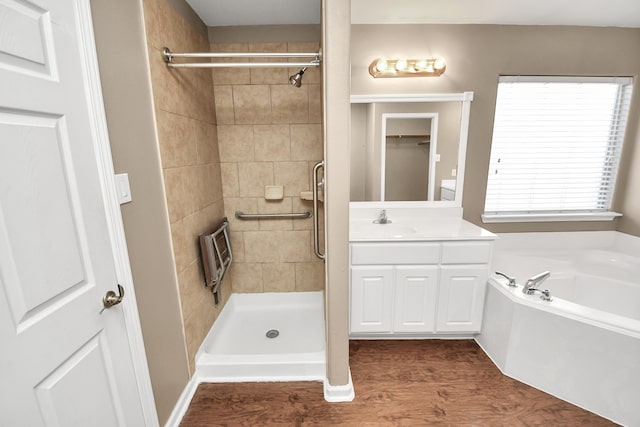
[{"xmin": 484, "ymin": 76, "xmax": 633, "ymax": 216}]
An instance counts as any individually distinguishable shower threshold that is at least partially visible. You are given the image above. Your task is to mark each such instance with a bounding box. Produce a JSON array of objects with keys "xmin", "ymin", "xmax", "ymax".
[{"xmin": 195, "ymin": 291, "xmax": 326, "ymax": 382}]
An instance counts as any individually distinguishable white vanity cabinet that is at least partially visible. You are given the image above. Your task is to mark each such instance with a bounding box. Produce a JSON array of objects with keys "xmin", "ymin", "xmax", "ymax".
[
  {"xmin": 350, "ymin": 240, "xmax": 492, "ymax": 337},
  {"xmin": 350, "ymin": 266, "xmax": 394, "ymax": 333}
]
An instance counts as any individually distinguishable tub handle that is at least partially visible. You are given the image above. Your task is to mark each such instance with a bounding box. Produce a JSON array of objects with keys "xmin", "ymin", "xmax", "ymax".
[{"xmin": 495, "ymin": 271, "xmax": 517, "ymax": 287}]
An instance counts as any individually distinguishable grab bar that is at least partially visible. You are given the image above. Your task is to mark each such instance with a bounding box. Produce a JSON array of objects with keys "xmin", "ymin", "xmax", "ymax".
[
  {"xmin": 313, "ymin": 160, "xmax": 325, "ymax": 260},
  {"xmin": 235, "ymin": 210, "xmax": 312, "ymax": 220}
]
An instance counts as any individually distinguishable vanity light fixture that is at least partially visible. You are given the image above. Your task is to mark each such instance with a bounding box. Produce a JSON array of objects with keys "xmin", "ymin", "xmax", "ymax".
[{"xmin": 369, "ymin": 57, "xmax": 446, "ymax": 78}]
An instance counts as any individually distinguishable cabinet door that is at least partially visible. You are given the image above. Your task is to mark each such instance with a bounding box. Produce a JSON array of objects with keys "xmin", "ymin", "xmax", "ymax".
[
  {"xmin": 393, "ymin": 266, "xmax": 438, "ymax": 333},
  {"xmin": 350, "ymin": 266, "xmax": 394, "ymax": 333},
  {"xmin": 437, "ymin": 265, "xmax": 488, "ymax": 332}
]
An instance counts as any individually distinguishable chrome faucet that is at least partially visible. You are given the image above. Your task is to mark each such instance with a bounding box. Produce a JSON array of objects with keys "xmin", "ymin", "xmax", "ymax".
[
  {"xmin": 522, "ymin": 271, "xmax": 551, "ymax": 295},
  {"xmin": 373, "ymin": 209, "xmax": 391, "ymax": 224},
  {"xmin": 495, "ymin": 271, "xmax": 517, "ymax": 287},
  {"xmin": 529, "ymin": 288, "xmax": 553, "ymax": 301}
]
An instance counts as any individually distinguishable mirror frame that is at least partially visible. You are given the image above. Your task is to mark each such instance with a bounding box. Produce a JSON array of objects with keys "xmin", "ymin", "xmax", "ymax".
[
  {"xmin": 350, "ymin": 92, "xmax": 473, "ymax": 208},
  {"xmin": 381, "ymin": 112, "xmax": 438, "ymax": 201}
]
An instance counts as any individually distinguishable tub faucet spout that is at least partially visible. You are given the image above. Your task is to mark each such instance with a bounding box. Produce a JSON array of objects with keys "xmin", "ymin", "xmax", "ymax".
[{"xmin": 522, "ymin": 271, "xmax": 550, "ymax": 295}]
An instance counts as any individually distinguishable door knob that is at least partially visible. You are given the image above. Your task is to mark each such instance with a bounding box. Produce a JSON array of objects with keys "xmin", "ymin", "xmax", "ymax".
[{"xmin": 102, "ymin": 284, "xmax": 125, "ymax": 310}]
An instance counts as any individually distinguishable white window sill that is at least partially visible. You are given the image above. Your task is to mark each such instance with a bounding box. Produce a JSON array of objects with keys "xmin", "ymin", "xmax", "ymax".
[{"xmin": 481, "ymin": 211, "xmax": 622, "ymax": 223}]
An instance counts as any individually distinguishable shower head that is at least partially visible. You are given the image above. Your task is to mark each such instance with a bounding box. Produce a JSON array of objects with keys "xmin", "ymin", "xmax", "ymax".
[{"xmin": 289, "ymin": 67, "xmax": 307, "ymax": 88}]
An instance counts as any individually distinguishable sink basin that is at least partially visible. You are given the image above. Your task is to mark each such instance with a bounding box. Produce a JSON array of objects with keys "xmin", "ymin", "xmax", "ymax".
[{"xmin": 352, "ymin": 223, "xmax": 417, "ymax": 238}]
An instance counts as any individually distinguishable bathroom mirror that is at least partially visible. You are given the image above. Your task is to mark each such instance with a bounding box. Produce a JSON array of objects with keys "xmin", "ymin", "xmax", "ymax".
[
  {"xmin": 350, "ymin": 92, "xmax": 473, "ymax": 206},
  {"xmin": 382, "ymin": 114, "xmax": 437, "ymax": 201}
]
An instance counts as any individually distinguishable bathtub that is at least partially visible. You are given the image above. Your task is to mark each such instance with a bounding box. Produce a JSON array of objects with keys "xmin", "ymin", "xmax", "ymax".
[
  {"xmin": 476, "ymin": 231, "xmax": 640, "ymax": 427},
  {"xmin": 196, "ymin": 291, "xmax": 326, "ymax": 383}
]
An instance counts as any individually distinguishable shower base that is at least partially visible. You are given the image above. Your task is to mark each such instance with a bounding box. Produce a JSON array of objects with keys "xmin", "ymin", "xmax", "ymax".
[{"xmin": 195, "ymin": 291, "xmax": 326, "ymax": 382}]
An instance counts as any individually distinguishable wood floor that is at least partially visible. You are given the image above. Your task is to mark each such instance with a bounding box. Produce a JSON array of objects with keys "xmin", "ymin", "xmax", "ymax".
[{"xmin": 180, "ymin": 340, "xmax": 616, "ymax": 426}]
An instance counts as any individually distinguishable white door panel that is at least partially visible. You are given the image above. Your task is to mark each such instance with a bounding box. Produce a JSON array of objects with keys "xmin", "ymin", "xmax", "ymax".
[
  {"xmin": 437, "ymin": 265, "xmax": 488, "ymax": 332},
  {"xmin": 0, "ymin": 0, "xmax": 148, "ymax": 425},
  {"xmin": 393, "ymin": 266, "xmax": 438, "ymax": 333},
  {"xmin": 350, "ymin": 266, "xmax": 393, "ymax": 333}
]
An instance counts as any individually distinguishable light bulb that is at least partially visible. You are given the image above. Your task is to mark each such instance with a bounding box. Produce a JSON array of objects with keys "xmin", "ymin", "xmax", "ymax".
[
  {"xmin": 415, "ymin": 59, "xmax": 428, "ymax": 71},
  {"xmin": 375, "ymin": 59, "xmax": 388, "ymax": 73},
  {"xmin": 395, "ymin": 59, "xmax": 408, "ymax": 71},
  {"xmin": 433, "ymin": 58, "xmax": 446, "ymax": 70}
]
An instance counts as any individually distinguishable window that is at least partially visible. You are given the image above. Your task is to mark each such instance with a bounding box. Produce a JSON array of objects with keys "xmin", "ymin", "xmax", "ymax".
[{"xmin": 483, "ymin": 76, "xmax": 633, "ymax": 223}]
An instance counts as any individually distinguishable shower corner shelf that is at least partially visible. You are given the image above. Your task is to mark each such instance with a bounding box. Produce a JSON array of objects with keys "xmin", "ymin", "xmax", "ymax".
[{"xmin": 300, "ymin": 190, "xmax": 324, "ymax": 202}]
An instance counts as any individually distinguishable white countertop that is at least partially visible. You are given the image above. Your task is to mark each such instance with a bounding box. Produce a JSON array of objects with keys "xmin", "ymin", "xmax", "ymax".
[
  {"xmin": 349, "ymin": 207, "xmax": 497, "ymax": 242},
  {"xmin": 350, "ymin": 218, "xmax": 496, "ymax": 242}
]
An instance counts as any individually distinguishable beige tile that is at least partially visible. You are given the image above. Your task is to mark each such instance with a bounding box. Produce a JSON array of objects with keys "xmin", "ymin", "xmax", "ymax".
[
  {"xmin": 170, "ymin": 217, "xmax": 189, "ymax": 274},
  {"xmin": 148, "ymin": 45, "xmax": 188, "ymax": 117},
  {"xmin": 292, "ymin": 197, "xmax": 314, "ymax": 231},
  {"xmin": 229, "ymin": 263, "xmax": 263, "ymax": 293},
  {"xmin": 217, "ymin": 125, "xmax": 254, "ymax": 162},
  {"xmin": 190, "ymin": 66, "xmax": 216, "ymax": 123},
  {"xmin": 254, "ymin": 125, "xmax": 290, "ymax": 161},
  {"xmin": 154, "ymin": 0, "xmax": 186, "ymax": 51},
  {"xmin": 214, "ymin": 85, "xmax": 235, "ymax": 124},
  {"xmin": 237, "ymin": 162, "xmax": 274, "ymax": 197},
  {"xmin": 192, "ymin": 164, "xmax": 207, "ymax": 211},
  {"xmin": 220, "ymin": 163, "xmax": 240, "ymax": 197},
  {"xmin": 156, "ymin": 110, "xmax": 197, "ymax": 168},
  {"xmin": 177, "ymin": 260, "xmax": 205, "ymax": 313},
  {"xmin": 210, "ymin": 43, "xmax": 251, "ymax": 85},
  {"xmin": 184, "ymin": 212, "xmax": 205, "ymax": 269},
  {"xmin": 182, "ymin": 165, "xmax": 202, "ymax": 214},
  {"xmin": 233, "ymin": 85, "xmax": 272, "ymax": 124},
  {"xmin": 308, "ymin": 84, "xmax": 322, "ymax": 124},
  {"xmin": 249, "ymin": 43, "xmax": 288, "ymax": 85},
  {"xmin": 202, "ymin": 202, "xmax": 225, "ymax": 229},
  {"xmin": 278, "ymin": 230, "xmax": 311, "ymax": 262},
  {"xmin": 206, "ymin": 163, "xmax": 223, "ymax": 207},
  {"xmin": 212, "ymin": 284, "xmax": 231, "ymax": 320},
  {"xmin": 271, "ymin": 85, "xmax": 308, "ymax": 124},
  {"xmin": 223, "ymin": 198, "xmax": 259, "ymax": 231},
  {"xmin": 243, "ymin": 231, "xmax": 280, "ymax": 263},
  {"xmin": 291, "ymin": 124, "xmax": 323, "ymax": 160},
  {"xmin": 141, "ymin": 0, "xmax": 162, "ymax": 50},
  {"xmin": 180, "ymin": 261, "xmax": 216, "ymax": 372},
  {"xmin": 257, "ymin": 197, "xmax": 292, "ymax": 213},
  {"xmin": 228, "ymin": 231, "xmax": 245, "ymax": 263},
  {"xmin": 262, "ymin": 263, "xmax": 296, "ymax": 292},
  {"xmin": 257, "ymin": 198, "xmax": 293, "ymax": 231},
  {"xmin": 210, "ymin": 125, "xmax": 221, "ymax": 164},
  {"xmin": 295, "ymin": 262, "xmax": 325, "ymax": 291},
  {"xmin": 274, "ymin": 161, "xmax": 310, "ymax": 197},
  {"xmin": 194, "ymin": 120, "xmax": 217, "ymax": 165},
  {"xmin": 163, "ymin": 167, "xmax": 189, "ymax": 223}
]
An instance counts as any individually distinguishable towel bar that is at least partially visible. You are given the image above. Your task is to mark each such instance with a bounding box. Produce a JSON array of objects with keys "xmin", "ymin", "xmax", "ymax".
[{"xmin": 235, "ymin": 210, "xmax": 312, "ymax": 220}]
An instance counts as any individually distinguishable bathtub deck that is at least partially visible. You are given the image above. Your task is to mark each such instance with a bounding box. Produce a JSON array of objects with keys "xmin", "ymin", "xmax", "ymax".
[
  {"xmin": 181, "ymin": 340, "xmax": 614, "ymax": 426},
  {"xmin": 196, "ymin": 291, "xmax": 326, "ymax": 382}
]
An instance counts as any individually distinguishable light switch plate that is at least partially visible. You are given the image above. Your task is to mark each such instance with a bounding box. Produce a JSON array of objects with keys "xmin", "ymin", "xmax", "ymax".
[{"xmin": 115, "ymin": 173, "xmax": 132, "ymax": 204}]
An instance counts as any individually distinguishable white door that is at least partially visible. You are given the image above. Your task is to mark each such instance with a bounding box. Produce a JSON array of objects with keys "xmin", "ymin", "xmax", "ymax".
[
  {"xmin": 437, "ymin": 265, "xmax": 488, "ymax": 333},
  {"xmin": 350, "ymin": 266, "xmax": 393, "ymax": 334},
  {"xmin": 0, "ymin": 0, "xmax": 149, "ymax": 425},
  {"xmin": 393, "ymin": 266, "xmax": 438, "ymax": 333}
]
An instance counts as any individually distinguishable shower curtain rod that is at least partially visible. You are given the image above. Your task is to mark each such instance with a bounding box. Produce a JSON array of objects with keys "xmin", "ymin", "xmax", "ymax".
[{"xmin": 162, "ymin": 47, "xmax": 321, "ymax": 69}]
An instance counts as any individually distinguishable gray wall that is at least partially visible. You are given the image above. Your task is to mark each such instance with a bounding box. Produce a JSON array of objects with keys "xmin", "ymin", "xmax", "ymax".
[
  {"xmin": 352, "ymin": 24, "xmax": 640, "ymax": 235},
  {"xmin": 91, "ymin": 0, "xmax": 190, "ymax": 423}
]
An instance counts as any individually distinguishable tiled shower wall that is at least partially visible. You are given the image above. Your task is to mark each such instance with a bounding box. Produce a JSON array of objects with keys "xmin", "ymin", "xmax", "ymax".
[
  {"xmin": 143, "ymin": 0, "xmax": 227, "ymax": 374},
  {"xmin": 212, "ymin": 42, "xmax": 325, "ymax": 293}
]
